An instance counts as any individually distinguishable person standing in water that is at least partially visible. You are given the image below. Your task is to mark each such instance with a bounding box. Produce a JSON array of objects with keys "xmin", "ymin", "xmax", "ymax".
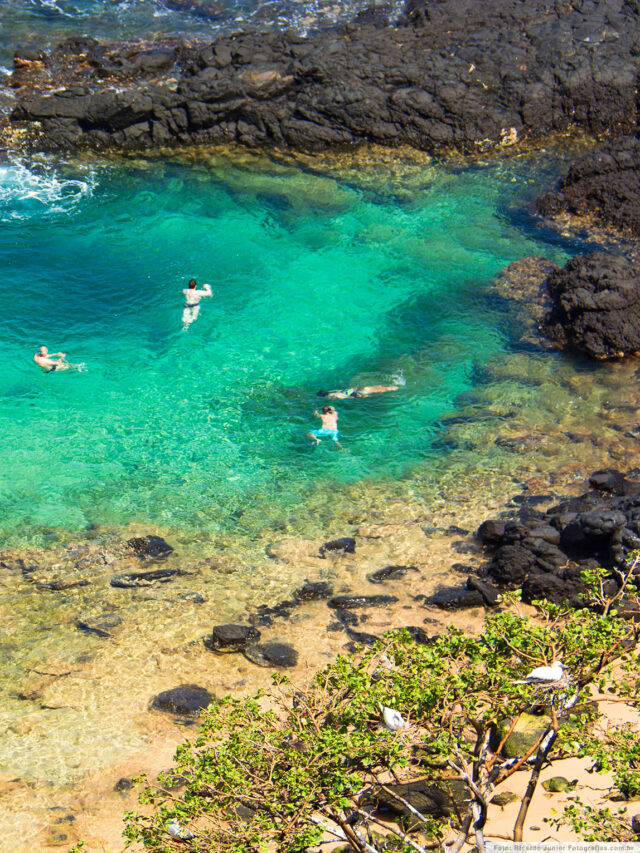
[
  {"xmin": 33, "ymin": 346, "xmax": 72, "ymax": 372},
  {"xmin": 182, "ymin": 278, "xmax": 212, "ymax": 330},
  {"xmin": 307, "ymin": 405, "xmax": 343, "ymax": 449}
]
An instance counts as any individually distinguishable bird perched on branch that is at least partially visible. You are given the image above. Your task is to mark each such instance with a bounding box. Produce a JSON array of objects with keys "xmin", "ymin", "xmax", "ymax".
[
  {"xmin": 513, "ymin": 660, "xmax": 567, "ymax": 685},
  {"xmin": 166, "ymin": 818, "xmax": 195, "ymax": 841},
  {"xmin": 379, "ymin": 703, "xmax": 407, "ymax": 731}
]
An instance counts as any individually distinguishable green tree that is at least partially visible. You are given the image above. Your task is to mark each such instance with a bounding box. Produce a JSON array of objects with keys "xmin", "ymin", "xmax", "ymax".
[{"xmin": 123, "ymin": 560, "xmax": 640, "ymax": 852}]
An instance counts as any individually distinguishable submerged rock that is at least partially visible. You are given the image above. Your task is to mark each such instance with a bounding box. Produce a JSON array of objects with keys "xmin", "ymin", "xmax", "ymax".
[
  {"xmin": 294, "ymin": 581, "xmax": 334, "ymax": 600},
  {"xmin": 110, "ymin": 568, "xmax": 185, "ymax": 588},
  {"xmin": 367, "ymin": 565, "xmax": 415, "ymax": 584},
  {"xmin": 328, "ymin": 594, "xmax": 398, "ymax": 609},
  {"xmin": 150, "ymin": 684, "xmax": 213, "ymax": 716},
  {"xmin": 210, "ymin": 623, "xmax": 260, "ymax": 652},
  {"xmin": 126, "ymin": 535, "xmax": 173, "ymax": 560},
  {"xmin": 76, "ymin": 613, "xmax": 122, "ymax": 638},
  {"xmin": 244, "ymin": 642, "xmax": 298, "ymax": 668},
  {"xmin": 320, "ymin": 537, "xmax": 356, "ymax": 557}
]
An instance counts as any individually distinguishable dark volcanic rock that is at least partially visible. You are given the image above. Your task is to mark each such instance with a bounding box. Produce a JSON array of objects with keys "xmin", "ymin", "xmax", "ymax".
[
  {"xmin": 126, "ymin": 535, "xmax": 173, "ymax": 560},
  {"xmin": 521, "ymin": 572, "xmax": 584, "ymax": 607},
  {"xmin": 10, "ymin": 0, "xmax": 640, "ymax": 153},
  {"xmin": 471, "ymin": 470, "xmax": 640, "ymax": 613},
  {"xmin": 320, "ymin": 537, "xmax": 356, "ymax": 557},
  {"xmin": 536, "ymin": 136, "xmax": 640, "ymax": 238},
  {"xmin": 110, "ymin": 568, "xmax": 184, "ymax": 588},
  {"xmin": 544, "ymin": 253, "xmax": 640, "ymax": 360},
  {"xmin": 210, "ymin": 623, "xmax": 260, "ymax": 652},
  {"xmin": 420, "ymin": 586, "xmax": 484, "ymax": 610},
  {"xmin": 466, "ymin": 576, "xmax": 501, "ymax": 607},
  {"xmin": 404, "ymin": 625, "xmax": 431, "ymax": 644},
  {"xmin": 150, "ymin": 684, "xmax": 213, "ymax": 715},
  {"xmin": 328, "ymin": 594, "xmax": 398, "ymax": 609},
  {"xmin": 244, "ymin": 642, "xmax": 298, "ymax": 668},
  {"xmin": 367, "ymin": 565, "xmax": 415, "ymax": 584},
  {"xmin": 294, "ymin": 581, "xmax": 333, "ymax": 600}
]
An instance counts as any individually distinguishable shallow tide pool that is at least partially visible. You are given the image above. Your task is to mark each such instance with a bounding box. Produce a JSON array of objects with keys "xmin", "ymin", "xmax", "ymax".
[{"xmin": 0, "ymin": 148, "xmax": 583, "ymax": 547}]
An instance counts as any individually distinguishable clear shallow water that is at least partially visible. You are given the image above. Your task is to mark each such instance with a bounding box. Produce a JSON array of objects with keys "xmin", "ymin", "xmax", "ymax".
[{"xmin": 0, "ymin": 148, "xmax": 580, "ymax": 546}]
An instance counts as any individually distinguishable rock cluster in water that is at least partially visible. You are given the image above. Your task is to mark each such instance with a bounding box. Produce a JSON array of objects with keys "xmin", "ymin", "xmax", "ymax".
[
  {"xmin": 7, "ymin": 0, "xmax": 640, "ymax": 152},
  {"xmin": 433, "ymin": 469, "xmax": 640, "ymax": 616}
]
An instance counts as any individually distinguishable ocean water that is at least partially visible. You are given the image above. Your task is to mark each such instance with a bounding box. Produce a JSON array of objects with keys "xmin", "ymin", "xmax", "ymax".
[{"xmin": 0, "ymin": 147, "xmax": 585, "ymax": 547}]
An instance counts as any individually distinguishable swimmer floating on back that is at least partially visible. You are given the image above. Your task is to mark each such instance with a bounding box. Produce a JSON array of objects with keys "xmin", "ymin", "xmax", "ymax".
[
  {"xmin": 182, "ymin": 278, "xmax": 212, "ymax": 330},
  {"xmin": 33, "ymin": 345, "xmax": 85, "ymax": 373},
  {"xmin": 307, "ymin": 405, "xmax": 344, "ymax": 449}
]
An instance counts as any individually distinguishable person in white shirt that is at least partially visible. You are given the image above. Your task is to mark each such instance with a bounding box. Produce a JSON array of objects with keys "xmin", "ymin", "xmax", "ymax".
[{"xmin": 182, "ymin": 278, "xmax": 212, "ymax": 330}]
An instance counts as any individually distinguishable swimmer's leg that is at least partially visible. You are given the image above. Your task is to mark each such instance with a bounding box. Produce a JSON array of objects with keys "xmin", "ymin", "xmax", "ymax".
[{"xmin": 306, "ymin": 431, "xmax": 320, "ymax": 446}]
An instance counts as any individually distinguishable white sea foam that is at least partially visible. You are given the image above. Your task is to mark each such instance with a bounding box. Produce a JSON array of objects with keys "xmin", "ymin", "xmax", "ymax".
[{"xmin": 0, "ymin": 157, "xmax": 97, "ymax": 222}]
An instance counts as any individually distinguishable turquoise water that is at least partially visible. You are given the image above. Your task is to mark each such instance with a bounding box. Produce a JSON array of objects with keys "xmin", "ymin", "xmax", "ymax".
[{"xmin": 0, "ymin": 149, "xmax": 578, "ymax": 545}]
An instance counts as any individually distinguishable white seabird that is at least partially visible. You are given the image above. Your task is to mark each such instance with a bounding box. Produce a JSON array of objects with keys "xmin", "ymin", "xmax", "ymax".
[
  {"xmin": 379, "ymin": 703, "xmax": 407, "ymax": 731},
  {"xmin": 513, "ymin": 660, "xmax": 566, "ymax": 685},
  {"xmin": 166, "ymin": 818, "xmax": 195, "ymax": 841}
]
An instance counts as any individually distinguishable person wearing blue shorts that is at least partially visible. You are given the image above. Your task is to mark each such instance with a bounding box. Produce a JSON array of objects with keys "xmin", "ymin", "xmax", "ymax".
[{"xmin": 307, "ymin": 405, "xmax": 343, "ymax": 449}]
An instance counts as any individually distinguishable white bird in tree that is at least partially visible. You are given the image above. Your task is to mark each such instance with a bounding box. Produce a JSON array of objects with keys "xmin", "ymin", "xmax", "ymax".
[
  {"xmin": 513, "ymin": 660, "xmax": 567, "ymax": 685},
  {"xmin": 166, "ymin": 818, "xmax": 195, "ymax": 841},
  {"xmin": 379, "ymin": 703, "xmax": 408, "ymax": 731}
]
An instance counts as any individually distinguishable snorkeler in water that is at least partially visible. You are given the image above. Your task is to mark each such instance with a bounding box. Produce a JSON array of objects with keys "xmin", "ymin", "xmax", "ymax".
[
  {"xmin": 182, "ymin": 278, "xmax": 212, "ymax": 330},
  {"xmin": 33, "ymin": 345, "xmax": 86, "ymax": 373},
  {"xmin": 307, "ymin": 405, "xmax": 344, "ymax": 449}
]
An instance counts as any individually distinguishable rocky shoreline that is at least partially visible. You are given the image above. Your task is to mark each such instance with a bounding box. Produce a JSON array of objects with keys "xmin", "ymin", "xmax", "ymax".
[{"xmin": 4, "ymin": 0, "xmax": 640, "ymax": 154}]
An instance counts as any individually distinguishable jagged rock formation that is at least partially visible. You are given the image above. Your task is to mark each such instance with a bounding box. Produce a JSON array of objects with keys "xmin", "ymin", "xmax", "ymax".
[
  {"xmin": 536, "ymin": 136, "xmax": 640, "ymax": 239},
  {"xmin": 8, "ymin": 0, "xmax": 640, "ymax": 152},
  {"xmin": 544, "ymin": 252, "xmax": 640, "ymax": 359}
]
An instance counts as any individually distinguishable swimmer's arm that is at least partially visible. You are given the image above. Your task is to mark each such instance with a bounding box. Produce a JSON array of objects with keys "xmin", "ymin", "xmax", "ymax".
[{"xmin": 201, "ymin": 284, "xmax": 212, "ymax": 296}]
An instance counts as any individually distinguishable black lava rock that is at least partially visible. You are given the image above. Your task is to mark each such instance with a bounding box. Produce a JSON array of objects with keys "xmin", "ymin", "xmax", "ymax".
[
  {"xmin": 328, "ymin": 594, "xmax": 398, "ymax": 609},
  {"xmin": 126, "ymin": 535, "xmax": 173, "ymax": 559},
  {"xmin": 210, "ymin": 624, "xmax": 260, "ymax": 652},
  {"xmin": 244, "ymin": 642, "xmax": 299, "ymax": 668},
  {"xmin": 150, "ymin": 684, "xmax": 213, "ymax": 716},
  {"xmin": 367, "ymin": 565, "xmax": 415, "ymax": 584},
  {"xmin": 110, "ymin": 568, "xmax": 184, "ymax": 588},
  {"xmin": 11, "ymin": 2, "xmax": 640, "ymax": 155},
  {"xmin": 476, "ymin": 519, "xmax": 507, "ymax": 546},
  {"xmin": 404, "ymin": 625, "xmax": 431, "ymax": 644},
  {"xmin": 114, "ymin": 777, "xmax": 135, "ymax": 792},
  {"xmin": 487, "ymin": 545, "xmax": 537, "ymax": 586},
  {"xmin": 544, "ymin": 253, "xmax": 640, "ymax": 360},
  {"xmin": 294, "ymin": 581, "xmax": 334, "ymax": 600},
  {"xmin": 466, "ymin": 576, "xmax": 501, "ymax": 607},
  {"xmin": 536, "ymin": 136, "xmax": 640, "ymax": 239},
  {"xmin": 320, "ymin": 537, "xmax": 356, "ymax": 557},
  {"xmin": 421, "ymin": 586, "xmax": 484, "ymax": 610}
]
